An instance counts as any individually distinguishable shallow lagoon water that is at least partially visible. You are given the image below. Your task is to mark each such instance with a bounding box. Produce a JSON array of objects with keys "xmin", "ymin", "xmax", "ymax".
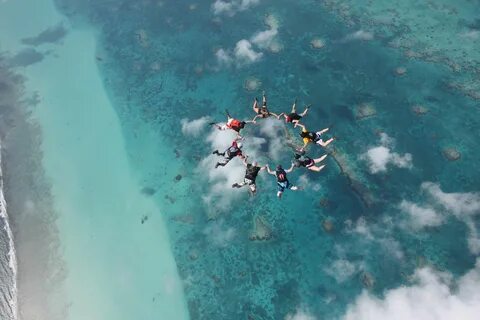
[{"xmin": 1, "ymin": 0, "xmax": 480, "ymax": 319}]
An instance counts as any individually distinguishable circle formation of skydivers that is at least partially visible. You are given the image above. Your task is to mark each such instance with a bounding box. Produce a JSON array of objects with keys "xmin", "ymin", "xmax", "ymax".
[{"xmin": 209, "ymin": 92, "xmax": 334, "ymax": 199}]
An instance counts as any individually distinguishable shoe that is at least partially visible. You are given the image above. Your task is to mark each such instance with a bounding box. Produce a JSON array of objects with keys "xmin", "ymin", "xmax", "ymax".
[
  {"xmin": 232, "ymin": 183, "xmax": 239, "ymax": 188},
  {"xmin": 215, "ymin": 163, "xmax": 220, "ymax": 168}
]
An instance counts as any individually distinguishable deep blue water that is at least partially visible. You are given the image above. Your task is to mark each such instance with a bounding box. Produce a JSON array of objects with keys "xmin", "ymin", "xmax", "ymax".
[{"xmin": 48, "ymin": 0, "xmax": 480, "ymax": 318}]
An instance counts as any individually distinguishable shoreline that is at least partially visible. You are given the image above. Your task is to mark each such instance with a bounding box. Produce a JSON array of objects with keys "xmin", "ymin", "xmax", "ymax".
[
  {"xmin": 0, "ymin": 0, "xmax": 190, "ymax": 318},
  {"xmin": 0, "ymin": 57, "xmax": 66, "ymax": 320},
  {"xmin": 0, "ymin": 143, "xmax": 17, "ymax": 320}
]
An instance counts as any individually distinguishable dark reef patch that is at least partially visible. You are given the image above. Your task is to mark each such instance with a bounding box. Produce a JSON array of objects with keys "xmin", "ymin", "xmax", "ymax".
[
  {"xmin": 21, "ymin": 23, "xmax": 67, "ymax": 46},
  {"xmin": 8, "ymin": 48, "xmax": 44, "ymax": 67}
]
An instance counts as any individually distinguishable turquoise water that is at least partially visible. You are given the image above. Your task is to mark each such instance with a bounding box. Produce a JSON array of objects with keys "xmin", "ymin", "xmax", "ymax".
[{"xmin": 1, "ymin": 0, "xmax": 480, "ymax": 319}]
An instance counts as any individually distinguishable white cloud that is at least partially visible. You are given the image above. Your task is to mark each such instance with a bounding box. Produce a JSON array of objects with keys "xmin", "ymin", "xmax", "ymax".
[
  {"xmin": 216, "ymin": 38, "xmax": 265, "ymax": 68},
  {"xmin": 180, "ymin": 116, "xmax": 211, "ymax": 137},
  {"xmin": 215, "ymin": 22, "xmax": 280, "ymax": 68},
  {"xmin": 206, "ymin": 126, "xmax": 237, "ymax": 149},
  {"xmin": 364, "ymin": 146, "xmax": 412, "ymax": 173},
  {"xmin": 212, "ymin": 0, "xmax": 260, "ymax": 16},
  {"xmin": 251, "ymin": 27, "xmax": 278, "ymax": 49},
  {"xmin": 212, "ymin": 0, "xmax": 235, "ymax": 15},
  {"xmin": 343, "ymin": 30, "xmax": 374, "ymax": 42},
  {"xmin": 361, "ymin": 133, "xmax": 412, "ymax": 173},
  {"xmin": 234, "ymin": 39, "xmax": 263, "ymax": 65},
  {"xmin": 285, "ymin": 307, "xmax": 316, "ymax": 320},
  {"xmin": 343, "ymin": 260, "xmax": 480, "ymax": 320},
  {"xmin": 399, "ymin": 200, "xmax": 444, "ymax": 229}
]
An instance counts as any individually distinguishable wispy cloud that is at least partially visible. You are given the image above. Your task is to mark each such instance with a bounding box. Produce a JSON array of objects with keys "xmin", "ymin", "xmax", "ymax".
[
  {"xmin": 460, "ymin": 29, "xmax": 480, "ymax": 40},
  {"xmin": 203, "ymin": 219, "xmax": 236, "ymax": 247},
  {"xmin": 212, "ymin": 0, "xmax": 260, "ymax": 16},
  {"xmin": 341, "ymin": 30, "xmax": 374, "ymax": 42},
  {"xmin": 181, "ymin": 116, "xmax": 212, "ymax": 137},
  {"xmin": 422, "ymin": 182, "xmax": 480, "ymax": 254},
  {"xmin": 285, "ymin": 307, "xmax": 316, "ymax": 320},
  {"xmin": 297, "ymin": 174, "xmax": 320, "ymax": 192},
  {"xmin": 258, "ymin": 118, "xmax": 289, "ymax": 161},
  {"xmin": 325, "ymin": 259, "xmax": 359, "ymax": 283},
  {"xmin": 398, "ymin": 182, "xmax": 480, "ymax": 254}
]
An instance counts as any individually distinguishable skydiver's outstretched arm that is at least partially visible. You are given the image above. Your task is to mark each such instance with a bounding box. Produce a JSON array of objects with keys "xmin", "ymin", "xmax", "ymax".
[
  {"xmin": 251, "ymin": 115, "xmax": 261, "ymax": 122},
  {"xmin": 252, "ymin": 97, "xmax": 260, "ymax": 113},
  {"xmin": 212, "ymin": 149, "xmax": 225, "ymax": 156},
  {"xmin": 318, "ymin": 138, "xmax": 334, "ymax": 147},
  {"xmin": 318, "ymin": 127, "xmax": 330, "ymax": 134},
  {"xmin": 308, "ymin": 164, "xmax": 326, "ymax": 172},
  {"xmin": 285, "ymin": 163, "xmax": 295, "ymax": 173},
  {"xmin": 209, "ymin": 122, "xmax": 224, "ymax": 130},
  {"xmin": 314, "ymin": 154, "xmax": 328, "ymax": 163},
  {"xmin": 265, "ymin": 165, "xmax": 276, "ymax": 175},
  {"xmin": 295, "ymin": 123, "xmax": 307, "ymax": 130},
  {"xmin": 299, "ymin": 104, "xmax": 311, "ymax": 117},
  {"xmin": 291, "ymin": 99, "xmax": 297, "ymax": 113}
]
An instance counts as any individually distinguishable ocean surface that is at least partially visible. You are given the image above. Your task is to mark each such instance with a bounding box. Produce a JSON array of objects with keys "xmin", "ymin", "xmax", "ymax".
[{"xmin": 0, "ymin": 0, "xmax": 479, "ymax": 319}]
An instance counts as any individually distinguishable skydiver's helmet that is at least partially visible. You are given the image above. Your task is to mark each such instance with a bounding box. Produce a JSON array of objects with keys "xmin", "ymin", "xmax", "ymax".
[{"xmin": 237, "ymin": 142, "xmax": 243, "ymax": 149}]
